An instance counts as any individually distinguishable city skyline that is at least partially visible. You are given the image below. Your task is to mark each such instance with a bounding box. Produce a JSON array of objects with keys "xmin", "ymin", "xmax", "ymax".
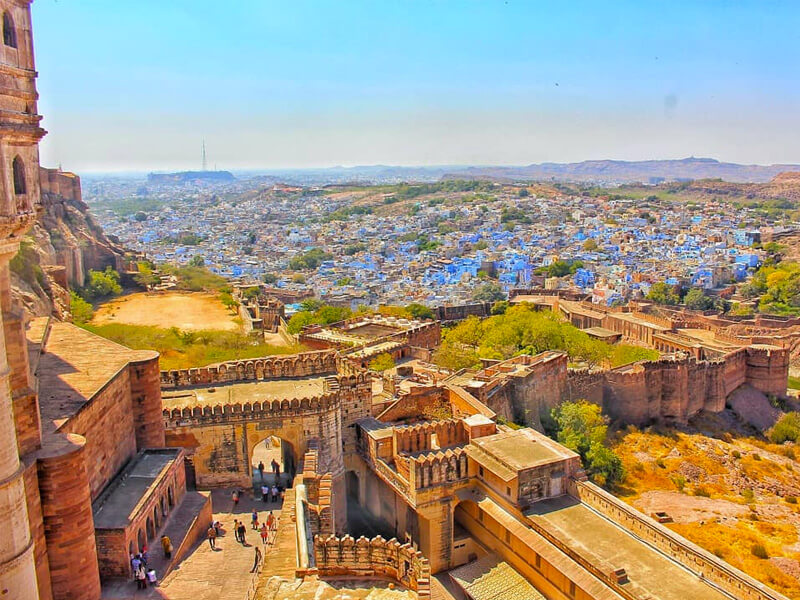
[{"xmin": 33, "ymin": 0, "xmax": 800, "ymax": 173}]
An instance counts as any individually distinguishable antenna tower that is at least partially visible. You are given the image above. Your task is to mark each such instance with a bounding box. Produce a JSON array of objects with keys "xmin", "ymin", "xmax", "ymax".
[{"xmin": 202, "ymin": 139, "xmax": 207, "ymax": 172}]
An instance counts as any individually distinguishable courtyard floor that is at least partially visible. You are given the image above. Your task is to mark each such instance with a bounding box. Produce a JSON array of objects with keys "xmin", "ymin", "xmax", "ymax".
[{"xmin": 102, "ymin": 488, "xmax": 284, "ymax": 600}]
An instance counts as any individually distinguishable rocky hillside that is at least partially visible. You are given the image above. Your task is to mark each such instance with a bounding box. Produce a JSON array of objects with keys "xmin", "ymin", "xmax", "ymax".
[{"xmin": 10, "ymin": 168, "xmax": 127, "ymax": 319}]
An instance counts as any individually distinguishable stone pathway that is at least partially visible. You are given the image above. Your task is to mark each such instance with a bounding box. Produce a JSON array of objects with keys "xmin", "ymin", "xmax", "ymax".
[{"xmin": 103, "ymin": 488, "xmax": 284, "ymax": 600}]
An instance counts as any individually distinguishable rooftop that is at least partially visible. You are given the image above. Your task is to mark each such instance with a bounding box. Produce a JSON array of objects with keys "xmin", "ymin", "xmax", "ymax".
[
  {"xmin": 526, "ymin": 496, "xmax": 731, "ymax": 600},
  {"xmin": 449, "ymin": 554, "xmax": 546, "ymax": 600},
  {"xmin": 161, "ymin": 375, "xmax": 328, "ymax": 408},
  {"xmin": 468, "ymin": 429, "xmax": 577, "ymax": 474},
  {"xmin": 92, "ymin": 449, "xmax": 182, "ymax": 529},
  {"xmin": 29, "ymin": 319, "xmax": 157, "ymax": 435}
]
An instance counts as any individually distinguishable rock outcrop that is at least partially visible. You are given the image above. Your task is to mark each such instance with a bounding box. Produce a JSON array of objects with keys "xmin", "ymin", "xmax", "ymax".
[{"xmin": 10, "ymin": 167, "xmax": 126, "ymax": 319}]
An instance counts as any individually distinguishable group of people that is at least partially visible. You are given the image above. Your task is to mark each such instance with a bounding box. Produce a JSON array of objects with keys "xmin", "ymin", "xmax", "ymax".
[
  {"xmin": 260, "ymin": 483, "xmax": 283, "ymax": 503},
  {"xmin": 130, "ymin": 547, "xmax": 157, "ymax": 589},
  {"xmin": 257, "ymin": 458, "xmax": 282, "ymax": 482}
]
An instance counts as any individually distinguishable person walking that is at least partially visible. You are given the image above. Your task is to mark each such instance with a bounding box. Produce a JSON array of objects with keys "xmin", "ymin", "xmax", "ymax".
[
  {"xmin": 271, "ymin": 458, "xmax": 280, "ymax": 480},
  {"xmin": 250, "ymin": 546, "xmax": 262, "ymax": 573},
  {"xmin": 266, "ymin": 510, "xmax": 276, "ymax": 533},
  {"xmin": 207, "ymin": 525, "xmax": 217, "ymax": 549},
  {"xmin": 131, "ymin": 554, "xmax": 141, "ymax": 580},
  {"xmin": 161, "ymin": 534, "xmax": 172, "ymax": 559},
  {"xmin": 271, "ymin": 484, "xmax": 278, "ymax": 503},
  {"xmin": 141, "ymin": 545, "xmax": 148, "ymax": 567},
  {"xmin": 232, "ymin": 489, "xmax": 240, "ymax": 507},
  {"xmin": 233, "ymin": 519, "xmax": 240, "ymax": 542},
  {"xmin": 135, "ymin": 564, "xmax": 147, "ymax": 590},
  {"xmin": 257, "ymin": 461, "xmax": 265, "ymax": 481},
  {"xmin": 260, "ymin": 522, "xmax": 269, "ymax": 545},
  {"xmin": 251, "ymin": 508, "xmax": 259, "ymax": 530},
  {"xmin": 261, "ymin": 483, "xmax": 269, "ymax": 503},
  {"xmin": 147, "ymin": 568, "xmax": 158, "ymax": 587},
  {"xmin": 238, "ymin": 521, "xmax": 247, "ymax": 545}
]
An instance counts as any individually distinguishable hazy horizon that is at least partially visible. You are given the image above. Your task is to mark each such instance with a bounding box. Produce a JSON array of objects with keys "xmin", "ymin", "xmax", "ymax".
[{"xmin": 32, "ymin": 0, "xmax": 800, "ymax": 173}]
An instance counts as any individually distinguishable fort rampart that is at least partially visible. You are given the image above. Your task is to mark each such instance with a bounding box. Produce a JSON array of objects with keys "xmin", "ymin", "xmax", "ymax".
[
  {"xmin": 311, "ymin": 534, "xmax": 431, "ymax": 599},
  {"xmin": 569, "ymin": 479, "xmax": 789, "ymax": 600}
]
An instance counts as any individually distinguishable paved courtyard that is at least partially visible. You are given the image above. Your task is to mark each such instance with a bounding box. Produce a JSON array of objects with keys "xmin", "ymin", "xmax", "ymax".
[{"xmin": 102, "ymin": 488, "xmax": 284, "ymax": 600}]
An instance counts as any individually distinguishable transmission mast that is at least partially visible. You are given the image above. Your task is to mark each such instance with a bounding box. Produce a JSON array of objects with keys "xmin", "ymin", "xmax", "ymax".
[{"xmin": 202, "ymin": 139, "xmax": 207, "ymax": 172}]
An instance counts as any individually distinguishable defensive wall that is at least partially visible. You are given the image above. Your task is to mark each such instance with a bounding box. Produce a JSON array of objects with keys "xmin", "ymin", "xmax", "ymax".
[
  {"xmin": 568, "ymin": 478, "xmax": 788, "ymax": 600},
  {"xmin": 310, "ymin": 534, "xmax": 431, "ymax": 599},
  {"xmin": 160, "ymin": 350, "xmax": 339, "ymax": 388},
  {"xmin": 562, "ymin": 345, "xmax": 788, "ymax": 426}
]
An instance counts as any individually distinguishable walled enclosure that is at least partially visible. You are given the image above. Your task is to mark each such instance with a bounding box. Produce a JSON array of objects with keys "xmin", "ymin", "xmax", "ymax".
[{"xmin": 162, "ymin": 352, "xmax": 372, "ymax": 535}]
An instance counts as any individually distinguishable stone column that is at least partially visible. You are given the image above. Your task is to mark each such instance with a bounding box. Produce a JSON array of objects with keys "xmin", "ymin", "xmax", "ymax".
[{"xmin": 0, "ymin": 243, "xmax": 39, "ymax": 600}]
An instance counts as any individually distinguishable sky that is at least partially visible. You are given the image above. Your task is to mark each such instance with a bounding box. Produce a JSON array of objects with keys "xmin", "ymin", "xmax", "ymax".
[{"xmin": 31, "ymin": 0, "xmax": 800, "ymax": 173}]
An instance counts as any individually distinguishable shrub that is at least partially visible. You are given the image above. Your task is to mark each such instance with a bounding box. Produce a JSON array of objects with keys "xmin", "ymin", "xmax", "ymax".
[
  {"xmin": 769, "ymin": 412, "xmax": 800, "ymax": 444},
  {"xmin": 694, "ymin": 486, "xmax": 711, "ymax": 498},
  {"xmin": 751, "ymin": 544, "xmax": 768, "ymax": 559},
  {"xmin": 82, "ymin": 267, "xmax": 122, "ymax": 300},
  {"xmin": 786, "ymin": 496, "xmax": 797, "ymax": 504},
  {"xmin": 742, "ymin": 489, "xmax": 755, "ymax": 502},
  {"xmin": 752, "ymin": 453, "xmax": 762, "ymax": 461},
  {"xmin": 368, "ymin": 353, "xmax": 395, "ymax": 372},
  {"xmin": 731, "ymin": 450, "xmax": 742, "ymax": 459},
  {"xmin": 69, "ymin": 291, "xmax": 94, "ymax": 325},
  {"xmin": 671, "ymin": 475, "xmax": 687, "ymax": 492}
]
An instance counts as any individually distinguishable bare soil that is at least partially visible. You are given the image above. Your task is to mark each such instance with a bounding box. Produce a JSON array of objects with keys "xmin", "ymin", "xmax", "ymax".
[{"xmin": 92, "ymin": 291, "xmax": 238, "ymax": 331}]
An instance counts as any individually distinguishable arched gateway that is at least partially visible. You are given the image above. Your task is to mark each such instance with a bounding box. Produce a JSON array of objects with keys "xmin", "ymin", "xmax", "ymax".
[{"xmin": 160, "ymin": 352, "xmax": 372, "ymax": 534}]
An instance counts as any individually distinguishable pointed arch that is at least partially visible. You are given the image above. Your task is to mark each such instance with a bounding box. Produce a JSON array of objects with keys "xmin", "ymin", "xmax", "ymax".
[{"xmin": 12, "ymin": 155, "xmax": 25, "ymax": 195}]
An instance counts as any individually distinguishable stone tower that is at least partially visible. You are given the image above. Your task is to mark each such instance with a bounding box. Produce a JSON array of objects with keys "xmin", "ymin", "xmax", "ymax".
[{"xmin": 0, "ymin": 1, "xmax": 45, "ymax": 599}]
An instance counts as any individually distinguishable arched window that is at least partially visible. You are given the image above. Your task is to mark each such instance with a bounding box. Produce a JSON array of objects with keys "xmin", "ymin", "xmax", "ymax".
[
  {"xmin": 3, "ymin": 13, "xmax": 16, "ymax": 48},
  {"xmin": 12, "ymin": 156, "xmax": 25, "ymax": 195}
]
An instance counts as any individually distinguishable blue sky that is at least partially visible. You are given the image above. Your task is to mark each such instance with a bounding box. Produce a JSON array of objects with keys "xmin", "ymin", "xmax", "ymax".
[{"xmin": 32, "ymin": 0, "xmax": 800, "ymax": 172}]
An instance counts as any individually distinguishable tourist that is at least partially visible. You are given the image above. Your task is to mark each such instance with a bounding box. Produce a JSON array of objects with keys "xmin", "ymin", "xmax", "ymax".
[
  {"xmin": 271, "ymin": 484, "xmax": 278, "ymax": 503},
  {"xmin": 250, "ymin": 546, "xmax": 262, "ymax": 573},
  {"xmin": 260, "ymin": 522, "xmax": 269, "ymax": 545},
  {"xmin": 271, "ymin": 458, "xmax": 280, "ymax": 480},
  {"xmin": 213, "ymin": 520, "xmax": 221, "ymax": 536},
  {"xmin": 161, "ymin": 534, "xmax": 172, "ymax": 559},
  {"xmin": 141, "ymin": 545, "xmax": 148, "ymax": 567},
  {"xmin": 258, "ymin": 460, "xmax": 265, "ymax": 481},
  {"xmin": 147, "ymin": 568, "xmax": 157, "ymax": 587},
  {"xmin": 232, "ymin": 489, "xmax": 240, "ymax": 506},
  {"xmin": 261, "ymin": 483, "xmax": 269, "ymax": 502},
  {"xmin": 266, "ymin": 510, "xmax": 276, "ymax": 532},
  {"xmin": 238, "ymin": 521, "xmax": 247, "ymax": 545},
  {"xmin": 131, "ymin": 554, "xmax": 141, "ymax": 580},
  {"xmin": 135, "ymin": 564, "xmax": 147, "ymax": 590},
  {"xmin": 251, "ymin": 508, "xmax": 259, "ymax": 530},
  {"xmin": 279, "ymin": 487, "xmax": 285, "ymax": 504},
  {"xmin": 207, "ymin": 525, "xmax": 217, "ymax": 549},
  {"xmin": 233, "ymin": 519, "xmax": 240, "ymax": 542}
]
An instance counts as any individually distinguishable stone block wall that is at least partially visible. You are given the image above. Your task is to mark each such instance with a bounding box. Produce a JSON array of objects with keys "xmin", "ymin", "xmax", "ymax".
[
  {"xmin": 312, "ymin": 534, "xmax": 431, "ymax": 599},
  {"xmin": 745, "ymin": 346, "xmax": 789, "ymax": 397},
  {"xmin": 60, "ymin": 368, "xmax": 137, "ymax": 500},
  {"xmin": 23, "ymin": 457, "xmax": 52, "ymax": 600},
  {"xmin": 393, "ymin": 419, "xmax": 469, "ymax": 454},
  {"xmin": 412, "ymin": 447, "xmax": 468, "ymax": 491},
  {"xmin": 128, "ymin": 354, "xmax": 165, "ymax": 449},
  {"xmin": 36, "ymin": 433, "xmax": 100, "ymax": 600},
  {"xmin": 160, "ymin": 350, "xmax": 339, "ymax": 388}
]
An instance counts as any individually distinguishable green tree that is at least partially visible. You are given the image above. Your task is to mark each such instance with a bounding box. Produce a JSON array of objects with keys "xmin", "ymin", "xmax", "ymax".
[
  {"xmin": 683, "ymin": 288, "xmax": 714, "ymax": 310},
  {"xmin": 82, "ymin": 267, "xmax": 122, "ymax": 300},
  {"xmin": 551, "ymin": 400, "xmax": 624, "ymax": 487},
  {"xmin": 220, "ymin": 291, "xmax": 239, "ymax": 312},
  {"xmin": 769, "ymin": 412, "xmax": 800, "ymax": 444},
  {"xmin": 263, "ymin": 273, "xmax": 278, "ymax": 284},
  {"xmin": 491, "ymin": 300, "xmax": 509, "ymax": 315},
  {"xmin": 518, "ymin": 188, "xmax": 530, "ymax": 198},
  {"xmin": 582, "ymin": 238, "xmax": 599, "ymax": 252},
  {"xmin": 472, "ymin": 282, "xmax": 505, "ymax": 303},
  {"xmin": 368, "ymin": 353, "xmax": 396, "ymax": 371},
  {"xmin": 70, "ymin": 291, "xmax": 94, "ymax": 325},
  {"xmin": 289, "ymin": 248, "xmax": 333, "ymax": 270},
  {"xmin": 286, "ymin": 311, "xmax": 317, "ymax": 334},
  {"xmin": 406, "ymin": 303, "xmax": 433, "ymax": 320},
  {"xmin": 189, "ymin": 255, "xmax": 205, "ymax": 267},
  {"xmin": 647, "ymin": 282, "xmax": 680, "ymax": 305}
]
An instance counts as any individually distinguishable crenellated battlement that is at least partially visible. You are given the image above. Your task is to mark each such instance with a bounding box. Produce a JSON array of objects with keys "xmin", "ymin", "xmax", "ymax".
[
  {"xmin": 312, "ymin": 534, "xmax": 431, "ymax": 598},
  {"xmin": 413, "ymin": 446, "xmax": 469, "ymax": 490},
  {"xmin": 162, "ymin": 392, "xmax": 342, "ymax": 424},
  {"xmin": 160, "ymin": 350, "xmax": 339, "ymax": 387},
  {"xmin": 393, "ymin": 418, "xmax": 468, "ymax": 454}
]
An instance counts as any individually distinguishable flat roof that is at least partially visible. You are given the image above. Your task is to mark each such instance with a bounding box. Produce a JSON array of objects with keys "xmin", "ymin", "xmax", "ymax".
[
  {"xmin": 470, "ymin": 429, "xmax": 577, "ymax": 472},
  {"xmin": 449, "ymin": 554, "xmax": 546, "ymax": 600},
  {"xmin": 161, "ymin": 375, "xmax": 327, "ymax": 408},
  {"xmin": 526, "ymin": 496, "xmax": 730, "ymax": 600},
  {"xmin": 93, "ymin": 449, "xmax": 181, "ymax": 529},
  {"xmin": 30, "ymin": 321, "xmax": 157, "ymax": 435}
]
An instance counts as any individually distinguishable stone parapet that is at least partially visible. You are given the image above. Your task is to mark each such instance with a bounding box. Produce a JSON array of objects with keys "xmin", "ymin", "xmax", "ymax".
[{"xmin": 311, "ymin": 534, "xmax": 431, "ymax": 599}]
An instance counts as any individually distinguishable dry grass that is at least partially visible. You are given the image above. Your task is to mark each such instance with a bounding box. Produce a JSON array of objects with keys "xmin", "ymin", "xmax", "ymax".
[{"xmin": 613, "ymin": 427, "xmax": 800, "ymax": 598}]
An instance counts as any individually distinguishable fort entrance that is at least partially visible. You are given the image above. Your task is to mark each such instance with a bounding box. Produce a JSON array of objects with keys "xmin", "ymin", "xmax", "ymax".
[{"xmin": 251, "ymin": 435, "xmax": 295, "ymax": 489}]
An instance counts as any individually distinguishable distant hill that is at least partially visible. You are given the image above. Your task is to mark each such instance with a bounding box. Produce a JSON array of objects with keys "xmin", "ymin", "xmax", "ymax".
[
  {"xmin": 147, "ymin": 170, "xmax": 234, "ymax": 183},
  {"xmin": 443, "ymin": 157, "xmax": 800, "ymax": 184}
]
